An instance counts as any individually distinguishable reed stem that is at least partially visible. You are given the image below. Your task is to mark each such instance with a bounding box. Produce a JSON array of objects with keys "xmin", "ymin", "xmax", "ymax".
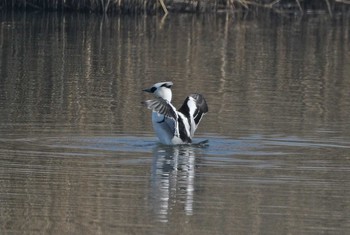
[{"xmin": 0, "ymin": 0, "xmax": 349, "ymax": 15}]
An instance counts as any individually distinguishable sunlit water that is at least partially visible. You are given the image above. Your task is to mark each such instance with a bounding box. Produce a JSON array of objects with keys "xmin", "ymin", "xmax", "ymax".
[{"xmin": 1, "ymin": 12, "xmax": 350, "ymax": 234}]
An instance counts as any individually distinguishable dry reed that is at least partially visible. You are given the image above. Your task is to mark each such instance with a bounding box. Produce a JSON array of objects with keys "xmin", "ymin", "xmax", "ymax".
[{"xmin": 0, "ymin": 0, "xmax": 349, "ymax": 14}]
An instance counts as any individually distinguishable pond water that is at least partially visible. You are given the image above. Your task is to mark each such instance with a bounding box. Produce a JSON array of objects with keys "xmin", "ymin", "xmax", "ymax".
[{"xmin": 0, "ymin": 12, "xmax": 350, "ymax": 234}]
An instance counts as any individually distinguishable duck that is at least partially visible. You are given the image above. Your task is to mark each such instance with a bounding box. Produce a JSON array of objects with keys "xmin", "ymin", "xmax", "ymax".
[{"xmin": 142, "ymin": 81, "xmax": 208, "ymax": 145}]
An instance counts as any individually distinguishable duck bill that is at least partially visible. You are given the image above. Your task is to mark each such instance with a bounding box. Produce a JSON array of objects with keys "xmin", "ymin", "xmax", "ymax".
[{"xmin": 142, "ymin": 88, "xmax": 152, "ymax": 93}]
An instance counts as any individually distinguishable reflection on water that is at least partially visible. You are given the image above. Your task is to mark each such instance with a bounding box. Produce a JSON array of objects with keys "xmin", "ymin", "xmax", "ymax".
[
  {"xmin": 1, "ymin": 12, "xmax": 350, "ymax": 234},
  {"xmin": 150, "ymin": 145, "xmax": 197, "ymax": 222},
  {"xmin": 1, "ymin": 12, "xmax": 349, "ymax": 138},
  {"xmin": 0, "ymin": 133, "xmax": 350, "ymax": 234}
]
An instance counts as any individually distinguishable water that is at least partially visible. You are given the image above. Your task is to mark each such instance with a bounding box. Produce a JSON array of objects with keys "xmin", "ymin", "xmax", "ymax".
[{"xmin": 1, "ymin": 12, "xmax": 350, "ymax": 234}]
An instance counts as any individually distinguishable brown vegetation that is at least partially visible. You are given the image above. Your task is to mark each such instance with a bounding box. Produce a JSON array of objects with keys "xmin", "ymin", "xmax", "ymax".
[{"xmin": 0, "ymin": 0, "xmax": 350, "ymax": 15}]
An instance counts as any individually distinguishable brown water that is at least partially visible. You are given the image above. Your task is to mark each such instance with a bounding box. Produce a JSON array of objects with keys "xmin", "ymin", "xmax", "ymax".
[{"xmin": 1, "ymin": 12, "xmax": 350, "ymax": 234}]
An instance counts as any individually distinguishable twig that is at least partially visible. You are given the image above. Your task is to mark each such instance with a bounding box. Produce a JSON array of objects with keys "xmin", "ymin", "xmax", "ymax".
[
  {"xmin": 295, "ymin": 0, "xmax": 303, "ymax": 13},
  {"xmin": 268, "ymin": 0, "xmax": 282, "ymax": 7},
  {"xmin": 325, "ymin": 0, "xmax": 333, "ymax": 17},
  {"xmin": 158, "ymin": 0, "xmax": 168, "ymax": 15}
]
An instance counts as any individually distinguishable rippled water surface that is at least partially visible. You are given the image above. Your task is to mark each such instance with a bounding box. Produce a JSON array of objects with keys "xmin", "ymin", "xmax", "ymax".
[{"xmin": 1, "ymin": 12, "xmax": 350, "ymax": 234}]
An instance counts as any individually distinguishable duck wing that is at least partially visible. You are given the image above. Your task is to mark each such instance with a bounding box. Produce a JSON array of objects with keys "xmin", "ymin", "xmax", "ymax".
[
  {"xmin": 178, "ymin": 93, "xmax": 208, "ymax": 137},
  {"xmin": 142, "ymin": 98, "xmax": 178, "ymax": 120},
  {"xmin": 142, "ymin": 98, "xmax": 180, "ymax": 142}
]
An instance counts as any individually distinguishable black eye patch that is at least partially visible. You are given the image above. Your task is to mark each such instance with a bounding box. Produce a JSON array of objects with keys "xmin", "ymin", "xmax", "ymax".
[
  {"xmin": 150, "ymin": 87, "xmax": 157, "ymax": 93},
  {"xmin": 161, "ymin": 84, "xmax": 172, "ymax": 88}
]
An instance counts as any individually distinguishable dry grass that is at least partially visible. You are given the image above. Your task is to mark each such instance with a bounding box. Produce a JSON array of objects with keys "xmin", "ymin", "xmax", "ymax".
[{"xmin": 0, "ymin": 0, "xmax": 349, "ymax": 14}]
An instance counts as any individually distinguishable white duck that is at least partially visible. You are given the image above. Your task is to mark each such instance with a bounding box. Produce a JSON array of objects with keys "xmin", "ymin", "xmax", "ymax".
[{"xmin": 142, "ymin": 81, "xmax": 208, "ymax": 145}]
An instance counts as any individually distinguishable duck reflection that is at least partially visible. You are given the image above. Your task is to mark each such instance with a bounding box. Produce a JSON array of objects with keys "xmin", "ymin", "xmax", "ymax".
[{"xmin": 150, "ymin": 144, "xmax": 196, "ymax": 222}]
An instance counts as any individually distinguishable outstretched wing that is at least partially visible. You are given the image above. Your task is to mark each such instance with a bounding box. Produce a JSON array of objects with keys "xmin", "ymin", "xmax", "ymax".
[
  {"xmin": 142, "ymin": 98, "xmax": 177, "ymax": 120},
  {"xmin": 189, "ymin": 93, "xmax": 208, "ymax": 123},
  {"xmin": 142, "ymin": 98, "xmax": 180, "ymax": 141},
  {"xmin": 178, "ymin": 93, "xmax": 208, "ymax": 137}
]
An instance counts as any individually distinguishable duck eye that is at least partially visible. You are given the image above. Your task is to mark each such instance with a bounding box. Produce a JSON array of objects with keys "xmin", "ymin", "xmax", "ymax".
[{"xmin": 150, "ymin": 87, "xmax": 157, "ymax": 93}]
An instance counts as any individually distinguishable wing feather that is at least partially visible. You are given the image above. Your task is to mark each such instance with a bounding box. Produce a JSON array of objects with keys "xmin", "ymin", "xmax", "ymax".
[
  {"xmin": 142, "ymin": 98, "xmax": 177, "ymax": 120},
  {"xmin": 178, "ymin": 93, "xmax": 208, "ymax": 137}
]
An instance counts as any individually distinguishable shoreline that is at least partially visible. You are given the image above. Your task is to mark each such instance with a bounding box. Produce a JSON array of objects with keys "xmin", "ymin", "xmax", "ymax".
[{"xmin": 1, "ymin": 0, "xmax": 350, "ymax": 16}]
